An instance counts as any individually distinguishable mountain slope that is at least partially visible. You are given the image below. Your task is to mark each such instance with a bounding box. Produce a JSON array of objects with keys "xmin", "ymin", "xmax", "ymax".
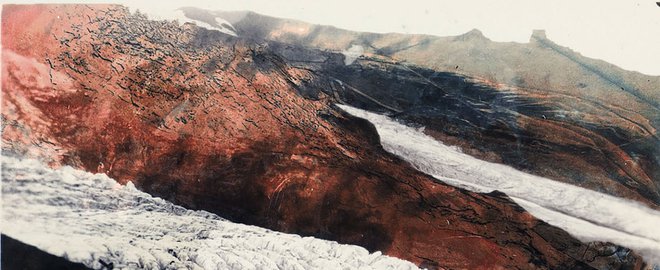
[
  {"xmin": 2, "ymin": 156, "xmax": 420, "ymax": 270},
  {"xmin": 189, "ymin": 8, "xmax": 660, "ymax": 206},
  {"xmin": 340, "ymin": 104, "xmax": 660, "ymax": 266},
  {"xmin": 1, "ymin": 4, "xmax": 645, "ymax": 269}
]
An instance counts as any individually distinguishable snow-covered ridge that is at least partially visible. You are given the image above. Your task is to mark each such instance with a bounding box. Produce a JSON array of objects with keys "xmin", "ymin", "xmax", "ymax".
[
  {"xmin": 338, "ymin": 104, "xmax": 660, "ymax": 266},
  {"xmin": 126, "ymin": 5, "xmax": 237, "ymax": 36},
  {"xmin": 1, "ymin": 156, "xmax": 420, "ymax": 270}
]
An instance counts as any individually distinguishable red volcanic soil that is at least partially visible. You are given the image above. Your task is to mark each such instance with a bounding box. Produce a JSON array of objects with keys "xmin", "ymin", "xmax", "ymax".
[{"xmin": 1, "ymin": 5, "xmax": 645, "ymax": 269}]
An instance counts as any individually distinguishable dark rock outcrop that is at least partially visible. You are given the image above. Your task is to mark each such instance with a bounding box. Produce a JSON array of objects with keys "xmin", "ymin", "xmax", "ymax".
[{"xmin": 1, "ymin": 235, "xmax": 92, "ymax": 270}]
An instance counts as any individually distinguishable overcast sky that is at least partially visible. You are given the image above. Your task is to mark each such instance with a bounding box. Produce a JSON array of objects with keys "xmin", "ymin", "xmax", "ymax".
[{"xmin": 6, "ymin": 0, "xmax": 660, "ymax": 75}]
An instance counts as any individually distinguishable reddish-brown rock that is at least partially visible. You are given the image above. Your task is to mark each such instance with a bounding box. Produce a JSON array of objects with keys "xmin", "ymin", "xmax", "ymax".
[{"xmin": 1, "ymin": 4, "xmax": 646, "ymax": 269}]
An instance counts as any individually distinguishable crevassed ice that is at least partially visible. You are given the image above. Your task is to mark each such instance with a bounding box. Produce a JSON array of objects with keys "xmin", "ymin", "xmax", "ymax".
[
  {"xmin": 338, "ymin": 104, "xmax": 660, "ymax": 266},
  {"xmin": 1, "ymin": 156, "xmax": 420, "ymax": 270}
]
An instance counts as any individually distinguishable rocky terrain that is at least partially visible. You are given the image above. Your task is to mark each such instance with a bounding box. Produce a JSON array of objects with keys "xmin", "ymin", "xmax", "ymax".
[
  {"xmin": 2, "ymin": 156, "xmax": 420, "ymax": 270},
  {"xmin": 1, "ymin": 4, "xmax": 653, "ymax": 269},
  {"xmin": 340, "ymin": 105, "xmax": 660, "ymax": 266},
  {"xmin": 187, "ymin": 8, "xmax": 660, "ymax": 206}
]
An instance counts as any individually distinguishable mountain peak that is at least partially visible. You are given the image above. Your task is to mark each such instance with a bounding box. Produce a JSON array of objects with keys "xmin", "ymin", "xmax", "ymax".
[
  {"xmin": 455, "ymin": 28, "xmax": 488, "ymax": 41},
  {"xmin": 530, "ymin": 29, "xmax": 547, "ymax": 41}
]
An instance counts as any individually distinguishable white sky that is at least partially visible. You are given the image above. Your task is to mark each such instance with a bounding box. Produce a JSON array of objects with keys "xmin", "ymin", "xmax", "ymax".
[{"xmin": 4, "ymin": 0, "xmax": 660, "ymax": 75}]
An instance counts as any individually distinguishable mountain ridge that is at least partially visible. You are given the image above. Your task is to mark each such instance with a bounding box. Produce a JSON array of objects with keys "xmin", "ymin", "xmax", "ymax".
[{"xmin": 178, "ymin": 7, "xmax": 660, "ymax": 206}]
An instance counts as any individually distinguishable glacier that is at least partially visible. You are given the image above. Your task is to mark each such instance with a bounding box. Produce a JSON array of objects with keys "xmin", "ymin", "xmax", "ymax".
[
  {"xmin": 1, "ymin": 156, "xmax": 420, "ymax": 270},
  {"xmin": 338, "ymin": 104, "xmax": 660, "ymax": 265}
]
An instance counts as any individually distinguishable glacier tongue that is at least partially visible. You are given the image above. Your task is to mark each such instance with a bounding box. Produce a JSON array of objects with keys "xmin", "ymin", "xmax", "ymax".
[
  {"xmin": 1, "ymin": 156, "xmax": 420, "ymax": 270},
  {"xmin": 338, "ymin": 104, "xmax": 660, "ymax": 266}
]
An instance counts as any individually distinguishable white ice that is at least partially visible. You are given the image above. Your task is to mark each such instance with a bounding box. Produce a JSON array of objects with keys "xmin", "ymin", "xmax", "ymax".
[
  {"xmin": 1, "ymin": 156, "xmax": 420, "ymax": 270},
  {"xmin": 342, "ymin": 45, "xmax": 364, "ymax": 65},
  {"xmin": 338, "ymin": 104, "xmax": 660, "ymax": 265}
]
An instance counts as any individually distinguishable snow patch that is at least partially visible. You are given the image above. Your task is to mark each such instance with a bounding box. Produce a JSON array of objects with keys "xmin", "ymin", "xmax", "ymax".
[
  {"xmin": 338, "ymin": 104, "xmax": 660, "ymax": 266},
  {"xmin": 1, "ymin": 156, "xmax": 420, "ymax": 270},
  {"xmin": 342, "ymin": 45, "xmax": 364, "ymax": 65}
]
